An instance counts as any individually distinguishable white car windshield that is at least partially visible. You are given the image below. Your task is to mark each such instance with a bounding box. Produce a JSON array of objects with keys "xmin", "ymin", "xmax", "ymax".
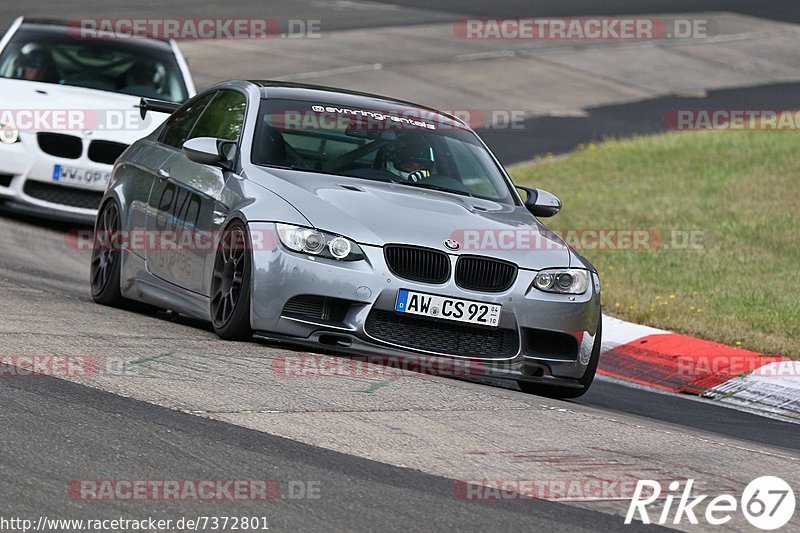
[
  {"xmin": 253, "ymin": 98, "xmax": 515, "ymax": 203},
  {"xmin": 0, "ymin": 26, "xmax": 189, "ymax": 102}
]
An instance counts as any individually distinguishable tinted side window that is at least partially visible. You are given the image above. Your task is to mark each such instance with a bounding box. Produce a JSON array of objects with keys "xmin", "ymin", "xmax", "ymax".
[
  {"xmin": 161, "ymin": 92, "xmax": 216, "ymax": 149},
  {"xmin": 189, "ymin": 90, "xmax": 247, "ymax": 142}
]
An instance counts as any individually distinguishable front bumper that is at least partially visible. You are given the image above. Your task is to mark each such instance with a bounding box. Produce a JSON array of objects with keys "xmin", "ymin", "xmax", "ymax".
[
  {"xmin": 248, "ymin": 222, "xmax": 601, "ymax": 384},
  {"xmin": 0, "ymin": 132, "xmax": 109, "ymax": 223}
]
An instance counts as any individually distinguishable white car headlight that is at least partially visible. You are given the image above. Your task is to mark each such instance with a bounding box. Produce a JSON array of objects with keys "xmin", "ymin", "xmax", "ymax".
[
  {"xmin": 276, "ymin": 223, "xmax": 364, "ymax": 261},
  {"xmin": 533, "ymin": 268, "xmax": 590, "ymax": 295},
  {"xmin": 0, "ymin": 123, "xmax": 20, "ymax": 144}
]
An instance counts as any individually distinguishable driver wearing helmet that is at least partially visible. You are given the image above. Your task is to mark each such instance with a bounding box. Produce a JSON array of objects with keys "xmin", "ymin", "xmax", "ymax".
[
  {"xmin": 124, "ymin": 60, "xmax": 164, "ymax": 98},
  {"xmin": 15, "ymin": 47, "xmax": 56, "ymax": 82},
  {"xmin": 386, "ymin": 136, "xmax": 435, "ymax": 182}
]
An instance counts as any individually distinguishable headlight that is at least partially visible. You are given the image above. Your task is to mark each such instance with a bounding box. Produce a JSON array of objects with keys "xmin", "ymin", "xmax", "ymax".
[
  {"xmin": 533, "ymin": 268, "xmax": 590, "ymax": 295},
  {"xmin": 0, "ymin": 123, "xmax": 20, "ymax": 144},
  {"xmin": 276, "ymin": 223, "xmax": 364, "ymax": 261}
]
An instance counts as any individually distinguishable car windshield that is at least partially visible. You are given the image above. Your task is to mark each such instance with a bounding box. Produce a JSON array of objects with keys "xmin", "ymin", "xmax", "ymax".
[
  {"xmin": 252, "ymin": 98, "xmax": 515, "ymax": 203},
  {"xmin": 0, "ymin": 26, "xmax": 189, "ymax": 102}
]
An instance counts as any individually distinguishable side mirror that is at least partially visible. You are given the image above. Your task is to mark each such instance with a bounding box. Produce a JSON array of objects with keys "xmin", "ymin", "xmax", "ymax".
[
  {"xmin": 182, "ymin": 137, "xmax": 237, "ymax": 170},
  {"xmin": 516, "ymin": 186, "xmax": 561, "ymax": 217}
]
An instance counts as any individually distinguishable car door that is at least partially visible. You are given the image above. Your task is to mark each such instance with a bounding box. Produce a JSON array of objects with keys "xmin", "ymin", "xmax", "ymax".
[
  {"xmin": 144, "ymin": 91, "xmax": 216, "ymax": 290},
  {"xmin": 113, "ymin": 141, "xmax": 174, "ymax": 247},
  {"xmin": 146, "ymin": 89, "xmax": 247, "ymax": 295}
]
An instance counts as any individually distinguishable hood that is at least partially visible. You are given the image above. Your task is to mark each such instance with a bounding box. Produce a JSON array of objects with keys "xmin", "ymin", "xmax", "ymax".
[
  {"xmin": 0, "ymin": 78, "xmax": 166, "ymax": 144},
  {"xmin": 249, "ymin": 167, "xmax": 572, "ymax": 270}
]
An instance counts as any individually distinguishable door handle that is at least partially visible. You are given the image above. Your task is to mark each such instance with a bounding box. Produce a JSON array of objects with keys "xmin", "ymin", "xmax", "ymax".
[
  {"xmin": 212, "ymin": 210, "xmax": 227, "ymax": 225},
  {"xmin": 157, "ymin": 167, "xmax": 171, "ymax": 180}
]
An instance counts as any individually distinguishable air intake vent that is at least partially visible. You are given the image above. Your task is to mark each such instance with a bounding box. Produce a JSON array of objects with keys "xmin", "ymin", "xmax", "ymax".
[
  {"xmin": 365, "ymin": 310, "xmax": 518, "ymax": 358},
  {"xmin": 88, "ymin": 140, "xmax": 128, "ymax": 165},
  {"xmin": 23, "ymin": 181, "xmax": 103, "ymax": 209},
  {"xmin": 282, "ymin": 295, "xmax": 350, "ymax": 323},
  {"xmin": 384, "ymin": 245, "xmax": 450, "ymax": 284},
  {"xmin": 37, "ymin": 133, "xmax": 82, "ymax": 159},
  {"xmin": 0, "ymin": 173, "xmax": 13, "ymax": 187},
  {"xmin": 525, "ymin": 329, "xmax": 579, "ymax": 361},
  {"xmin": 455, "ymin": 256, "xmax": 517, "ymax": 292}
]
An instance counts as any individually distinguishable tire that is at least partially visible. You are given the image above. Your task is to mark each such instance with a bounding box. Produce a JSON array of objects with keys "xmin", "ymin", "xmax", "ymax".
[
  {"xmin": 90, "ymin": 200, "xmax": 160, "ymax": 314},
  {"xmin": 209, "ymin": 221, "xmax": 253, "ymax": 340},
  {"xmin": 90, "ymin": 200, "xmax": 126, "ymax": 306},
  {"xmin": 518, "ymin": 315, "xmax": 602, "ymax": 399}
]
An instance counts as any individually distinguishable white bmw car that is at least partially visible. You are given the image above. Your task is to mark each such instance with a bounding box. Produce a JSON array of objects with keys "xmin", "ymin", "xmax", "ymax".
[{"xmin": 0, "ymin": 18, "xmax": 195, "ymax": 223}]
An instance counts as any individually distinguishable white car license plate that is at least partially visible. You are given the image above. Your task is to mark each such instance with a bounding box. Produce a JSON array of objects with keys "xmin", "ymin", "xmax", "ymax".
[
  {"xmin": 52, "ymin": 165, "xmax": 110, "ymax": 190},
  {"xmin": 394, "ymin": 289, "xmax": 501, "ymax": 327}
]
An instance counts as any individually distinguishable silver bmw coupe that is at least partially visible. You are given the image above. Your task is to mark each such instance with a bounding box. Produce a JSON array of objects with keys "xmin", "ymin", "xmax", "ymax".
[{"xmin": 90, "ymin": 80, "xmax": 602, "ymax": 398}]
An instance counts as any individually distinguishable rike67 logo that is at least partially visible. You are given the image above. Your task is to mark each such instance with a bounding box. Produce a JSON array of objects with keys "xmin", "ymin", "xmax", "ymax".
[{"xmin": 626, "ymin": 476, "xmax": 796, "ymax": 529}]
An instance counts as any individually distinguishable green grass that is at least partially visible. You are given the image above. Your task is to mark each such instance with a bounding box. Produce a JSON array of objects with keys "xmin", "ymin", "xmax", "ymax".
[{"xmin": 510, "ymin": 130, "xmax": 800, "ymax": 357}]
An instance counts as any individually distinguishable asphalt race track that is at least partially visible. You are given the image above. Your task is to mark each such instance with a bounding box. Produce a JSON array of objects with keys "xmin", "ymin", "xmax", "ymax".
[
  {"xmin": 0, "ymin": 373, "xmax": 659, "ymax": 532},
  {"xmin": 1, "ymin": 1, "xmax": 799, "ymax": 531},
  {"xmin": 0, "ymin": 210, "xmax": 798, "ymax": 530}
]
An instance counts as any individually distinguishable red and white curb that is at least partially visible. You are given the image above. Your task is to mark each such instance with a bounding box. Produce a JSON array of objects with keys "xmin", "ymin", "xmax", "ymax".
[{"xmin": 600, "ymin": 315, "xmax": 800, "ymax": 421}]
